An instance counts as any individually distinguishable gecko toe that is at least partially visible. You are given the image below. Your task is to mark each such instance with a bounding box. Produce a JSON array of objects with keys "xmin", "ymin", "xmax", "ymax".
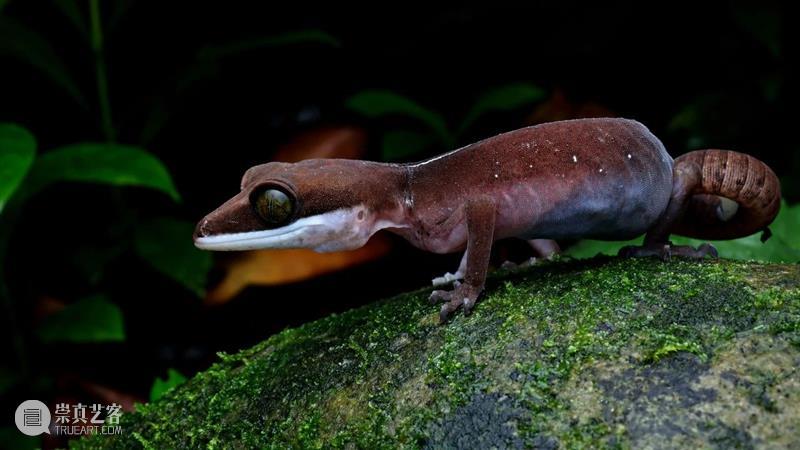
[
  {"xmin": 429, "ymin": 290, "xmax": 452, "ymax": 304},
  {"xmin": 434, "ymin": 286, "xmax": 481, "ymax": 322},
  {"xmin": 439, "ymin": 300, "xmax": 462, "ymax": 323},
  {"xmin": 618, "ymin": 243, "xmax": 671, "ymax": 260},
  {"xmin": 698, "ymin": 243, "xmax": 719, "ymax": 258},
  {"xmin": 670, "ymin": 243, "xmax": 719, "ymax": 260},
  {"xmin": 623, "ymin": 241, "xmax": 719, "ymax": 260},
  {"xmin": 463, "ymin": 296, "xmax": 478, "ymax": 315}
]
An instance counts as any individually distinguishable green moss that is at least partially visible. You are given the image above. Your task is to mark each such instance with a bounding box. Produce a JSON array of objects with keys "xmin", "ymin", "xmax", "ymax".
[{"xmin": 71, "ymin": 257, "xmax": 800, "ymax": 449}]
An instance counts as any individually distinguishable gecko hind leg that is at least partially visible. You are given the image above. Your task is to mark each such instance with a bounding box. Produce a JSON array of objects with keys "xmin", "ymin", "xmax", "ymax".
[
  {"xmin": 500, "ymin": 239, "xmax": 560, "ymax": 270},
  {"xmin": 618, "ymin": 160, "xmax": 719, "ymax": 261}
]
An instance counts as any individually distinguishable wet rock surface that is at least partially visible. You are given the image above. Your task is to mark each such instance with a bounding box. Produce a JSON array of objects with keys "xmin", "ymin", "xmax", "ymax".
[{"xmin": 71, "ymin": 257, "xmax": 800, "ymax": 449}]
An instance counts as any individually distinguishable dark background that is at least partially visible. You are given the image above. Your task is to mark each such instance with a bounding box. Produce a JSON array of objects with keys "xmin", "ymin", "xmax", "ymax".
[{"xmin": 0, "ymin": 1, "xmax": 795, "ymax": 447}]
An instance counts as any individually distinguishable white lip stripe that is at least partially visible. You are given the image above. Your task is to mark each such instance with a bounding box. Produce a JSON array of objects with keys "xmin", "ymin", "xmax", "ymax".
[
  {"xmin": 194, "ymin": 211, "xmax": 339, "ymax": 251},
  {"xmin": 195, "ymin": 205, "xmax": 410, "ymax": 252},
  {"xmin": 195, "ymin": 226, "xmax": 314, "ymax": 250}
]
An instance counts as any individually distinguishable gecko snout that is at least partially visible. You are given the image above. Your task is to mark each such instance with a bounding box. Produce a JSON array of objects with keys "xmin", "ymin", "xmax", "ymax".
[{"xmin": 194, "ymin": 219, "xmax": 212, "ymax": 240}]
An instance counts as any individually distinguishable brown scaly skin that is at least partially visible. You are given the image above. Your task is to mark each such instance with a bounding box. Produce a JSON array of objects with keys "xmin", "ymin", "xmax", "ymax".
[{"xmin": 195, "ymin": 118, "xmax": 781, "ymax": 323}]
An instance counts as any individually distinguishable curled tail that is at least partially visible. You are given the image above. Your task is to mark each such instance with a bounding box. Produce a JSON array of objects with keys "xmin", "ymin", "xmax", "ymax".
[{"xmin": 670, "ymin": 149, "xmax": 781, "ymax": 240}]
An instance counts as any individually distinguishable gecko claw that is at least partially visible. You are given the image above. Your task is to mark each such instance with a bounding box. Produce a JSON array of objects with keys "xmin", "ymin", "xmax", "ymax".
[
  {"xmin": 463, "ymin": 297, "xmax": 477, "ymax": 315},
  {"xmin": 433, "ymin": 284, "xmax": 481, "ymax": 323},
  {"xmin": 439, "ymin": 297, "xmax": 469, "ymax": 323}
]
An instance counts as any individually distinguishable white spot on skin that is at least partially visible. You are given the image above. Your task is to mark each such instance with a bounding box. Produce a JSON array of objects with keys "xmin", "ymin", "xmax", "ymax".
[
  {"xmin": 529, "ymin": 164, "xmax": 533, "ymax": 168},
  {"xmin": 494, "ymin": 174, "xmax": 499, "ymax": 179},
  {"xmin": 572, "ymin": 155, "xmax": 577, "ymax": 163},
  {"xmin": 627, "ymin": 153, "xmax": 632, "ymax": 159},
  {"xmin": 599, "ymin": 168, "xmax": 604, "ymax": 173},
  {"xmin": 524, "ymin": 142, "xmax": 531, "ymax": 149}
]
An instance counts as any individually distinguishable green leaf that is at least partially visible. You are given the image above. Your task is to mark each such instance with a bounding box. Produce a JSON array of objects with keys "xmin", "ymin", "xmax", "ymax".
[
  {"xmin": 566, "ymin": 200, "xmax": 800, "ymax": 263},
  {"xmin": 72, "ymin": 243, "xmax": 127, "ymax": 286},
  {"xmin": 731, "ymin": 1, "xmax": 781, "ymax": 58},
  {"xmin": 346, "ymin": 90, "xmax": 451, "ymax": 144},
  {"xmin": 0, "ymin": 427, "xmax": 39, "ymax": 450},
  {"xmin": 37, "ymin": 295, "xmax": 125, "ymax": 343},
  {"xmin": 20, "ymin": 143, "xmax": 180, "ymax": 202},
  {"xmin": 0, "ymin": 123, "xmax": 36, "ymax": 212},
  {"xmin": 0, "ymin": 16, "xmax": 88, "ymax": 108},
  {"xmin": 197, "ymin": 29, "xmax": 341, "ymax": 59},
  {"xmin": 458, "ymin": 83, "xmax": 547, "ymax": 135},
  {"xmin": 150, "ymin": 368, "xmax": 187, "ymax": 402},
  {"xmin": 380, "ymin": 130, "xmax": 435, "ymax": 162},
  {"xmin": 135, "ymin": 218, "xmax": 212, "ymax": 297},
  {"xmin": 53, "ymin": 0, "xmax": 89, "ymax": 40}
]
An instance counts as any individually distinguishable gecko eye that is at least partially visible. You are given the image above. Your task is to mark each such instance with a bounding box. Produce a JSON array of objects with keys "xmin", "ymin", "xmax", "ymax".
[{"xmin": 251, "ymin": 187, "xmax": 295, "ymax": 227}]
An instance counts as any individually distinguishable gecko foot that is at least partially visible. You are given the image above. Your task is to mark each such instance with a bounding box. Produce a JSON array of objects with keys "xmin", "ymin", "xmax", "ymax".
[
  {"xmin": 429, "ymin": 282, "xmax": 481, "ymax": 323},
  {"xmin": 619, "ymin": 242, "xmax": 718, "ymax": 261},
  {"xmin": 500, "ymin": 257, "xmax": 538, "ymax": 271}
]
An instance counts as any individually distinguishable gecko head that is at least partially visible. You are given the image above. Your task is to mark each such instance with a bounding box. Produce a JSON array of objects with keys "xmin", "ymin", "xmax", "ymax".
[{"xmin": 193, "ymin": 159, "xmax": 404, "ymax": 252}]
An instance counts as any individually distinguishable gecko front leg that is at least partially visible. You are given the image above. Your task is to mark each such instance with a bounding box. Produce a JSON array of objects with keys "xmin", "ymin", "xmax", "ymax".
[{"xmin": 429, "ymin": 197, "xmax": 496, "ymax": 323}]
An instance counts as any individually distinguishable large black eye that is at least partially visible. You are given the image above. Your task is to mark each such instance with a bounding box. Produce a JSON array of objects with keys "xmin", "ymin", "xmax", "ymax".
[{"xmin": 252, "ymin": 188, "xmax": 294, "ymax": 226}]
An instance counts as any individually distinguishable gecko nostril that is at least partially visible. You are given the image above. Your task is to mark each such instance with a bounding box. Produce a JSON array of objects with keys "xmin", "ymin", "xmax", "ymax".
[{"xmin": 194, "ymin": 219, "xmax": 211, "ymax": 239}]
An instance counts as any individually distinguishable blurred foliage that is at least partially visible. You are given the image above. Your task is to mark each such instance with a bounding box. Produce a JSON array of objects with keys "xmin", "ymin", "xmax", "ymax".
[
  {"xmin": 197, "ymin": 29, "xmax": 340, "ymax": 60},
  {"xmin": 567, "ymin": 200, "xmax": 800, "ymax": 263},
  {"xmin": 731, "ymin": 0, "xmax": 782, "ymax": 58},
  {"xmin": 0, "ymin": 427, "xmax": 37, "ymax": 450},
  {"xmin": 36, "ymin": 295, "xmax": 125, "ymax": 343},
  {"xmin": 346, "ymin": 90, "xmax": 452, "ymax": 147},
  {"xmin": 0, "ymin": 123, "xmax": 35, "ymax": 212},
  {"xmin": 0, "ymin": 15, "xmax": 88, "ymax": 108},
  {"xmin": 347, "ymin": 83, "xmax": 546, "ymax": 161},
  {"xmin": 141, "ymin": 28, "xmax": 342, "ymax": 145},
  {"xmin": 149, "ymin": 368, "xmax": 187, "ymax": 402},
  {"xmin": 18, "ymin": 142, "xmax": 180, "ymax": 202},
  {"xmin": 458, "ymin": 83, "xmax": 546, "ymax": 135},
  {"xmin": 135, "ymin": 218, "xmax": 212, "ymax": 297}
]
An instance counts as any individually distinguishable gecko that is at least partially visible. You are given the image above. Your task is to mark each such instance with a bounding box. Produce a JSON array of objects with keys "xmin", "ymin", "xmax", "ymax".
[{"xmin": 194, "ymin": 118, "xmax": 781, "ymax": 322}]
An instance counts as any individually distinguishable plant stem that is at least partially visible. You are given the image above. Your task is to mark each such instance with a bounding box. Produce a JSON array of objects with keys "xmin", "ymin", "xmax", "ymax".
[{"xmin": 90, "ymin": 0, "xmax": 115, "ymax": 142}]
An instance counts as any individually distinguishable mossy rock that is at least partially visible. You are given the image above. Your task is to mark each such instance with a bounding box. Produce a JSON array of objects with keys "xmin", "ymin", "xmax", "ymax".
[{"xmin": 72, "ymin": 257, "xmax": 800, "ymax": 449}]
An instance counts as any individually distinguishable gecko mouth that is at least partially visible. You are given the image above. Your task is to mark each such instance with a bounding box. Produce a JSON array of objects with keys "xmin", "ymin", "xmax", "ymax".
[
  {"xmin": 194, "ymin": 214, "xmax": 332, "ymax": 251},
  {"xmin": 194, "ymin": 206, "xmax": 377, "ymax": 252}
]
